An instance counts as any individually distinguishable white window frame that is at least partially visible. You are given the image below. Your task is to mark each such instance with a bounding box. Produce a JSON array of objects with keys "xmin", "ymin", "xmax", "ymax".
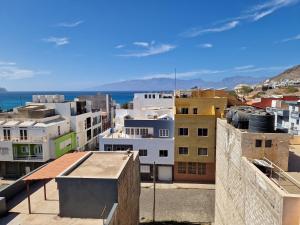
[
  {"xmin": 159, "ymin": 129, "xmax": 169, "ymax": 137},
  {"xmin": 198, "ymin": 148, "xmax": 208, "ymax": 156}
]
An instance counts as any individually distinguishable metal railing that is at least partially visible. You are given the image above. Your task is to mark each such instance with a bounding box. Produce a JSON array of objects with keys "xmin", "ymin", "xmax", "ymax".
[{"xmin": 13, "ymin": 155, "xmax": 43, "ymax": 160}]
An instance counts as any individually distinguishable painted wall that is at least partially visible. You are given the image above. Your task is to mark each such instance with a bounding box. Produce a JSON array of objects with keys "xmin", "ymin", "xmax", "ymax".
[{"xmin": 54, "ymin": 132, "xmax": 77, "ymax": 157}]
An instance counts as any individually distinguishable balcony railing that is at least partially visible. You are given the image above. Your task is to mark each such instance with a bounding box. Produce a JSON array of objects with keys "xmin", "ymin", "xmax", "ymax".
[{"xmin": 13, "ymin": 154, "xmax": 43, "ymax": 160}]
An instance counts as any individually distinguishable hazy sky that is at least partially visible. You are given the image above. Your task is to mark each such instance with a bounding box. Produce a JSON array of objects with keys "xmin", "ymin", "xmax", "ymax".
[{"xmin": 0, "ymin": 0, "xmax": 300, "ymax": 91}]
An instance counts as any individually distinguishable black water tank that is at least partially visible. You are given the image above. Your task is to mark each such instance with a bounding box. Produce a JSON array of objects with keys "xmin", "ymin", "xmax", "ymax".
[
  {"xmin": 248, "ymin": 112, "xmax": 275, "ymax": 133},
  {"xmin": 232, "ymin": 110, "xmax": 250, "ymax": 129}
]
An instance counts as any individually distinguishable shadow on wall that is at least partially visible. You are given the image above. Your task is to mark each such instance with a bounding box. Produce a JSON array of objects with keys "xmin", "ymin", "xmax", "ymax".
[
  {"xmin": 288, "ymin": 151, "xmax": 300, "ymax": 172},
  {"xmin": 140, "ymin": 222, "xmax": 211, "ymax": 225}
]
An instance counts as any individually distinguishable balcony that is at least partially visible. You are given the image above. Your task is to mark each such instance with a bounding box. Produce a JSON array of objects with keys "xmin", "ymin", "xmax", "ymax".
[
  {"xmin": 291, "ymin": 111, "xmax": 300, "ymax": 119},
  {"xmin": 13, "ymin": 143, "xmax": 44, "ymax": 161}
]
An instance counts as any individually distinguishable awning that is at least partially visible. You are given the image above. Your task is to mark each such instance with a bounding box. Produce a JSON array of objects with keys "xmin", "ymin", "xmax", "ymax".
[{"xmin": 23, "ymin": 152, "xmax": 88, "ymax": 181}]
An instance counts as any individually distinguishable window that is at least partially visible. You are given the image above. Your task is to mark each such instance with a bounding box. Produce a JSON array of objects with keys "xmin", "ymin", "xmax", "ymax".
[
  {"xmin": 87, "ymin": 129, "xmax": 91, "ymax": 141},
  {"xmin": 188, "ymin": 162, "xmax": 197, "ymax": 174},
  {"xmin": 58, "ymin": 126, "xmax": 61, "ymax": 136},
  {"xmin": 136, "ymin": 128, "xmax": 140, "ymax": 135},
  {"xmin": 145, "ymin": 94, "xmax": 147, "ymax": 99},
  {"xmin": 152, "ymin": 94, "xmax": 155, "ymax": 99},
  {"xmin": 159, "ymin": 150, "xmax": 168, "ymax": 157},
  {"xmin": 178, "ymin": 162, "xmax": 186, "ymax": 174},
  {"xmin": 149, "ymin": 94, "xmax": 151, "ymax": 99},
  {"xmin": 159, "ymin": 129, "xmax": 169, "ymax": 137},
  {"xmin": 198, "ymin": 128, "xmax": 208, "ymax": 136},
  {"xmin": 179, "ymin": 128, "xmax": 188, "ymax": 136},
  {"xmin": 20, "ymin": 129, "xmax": 28, "ymax": 140},
  {"xmin": 3, "ymin": 128, "xmax": 11, "ymax": 141},
  {"xmin": 181, "ymin": 108, "xmax": 189, "ymax": 114},
  {"xmin": 21, "ymin": 146, "xmax": 28, "ymax": 154},
  {"xmin": 198, "ymin": 148, "xmax": 208, "ymax": 156},
  {"xmin": 255, "ymin": 139, "xmax": 262, "ymax": 147},
  {"xmin": 141, "ymin": 128, "xmax": 149, "ymax": 136},
  {"xmin": 139, "ymin": 149, "xmax": 147, "ymax": 157},
  {"xmin": 130, "ymin": 128, "xmax": 134, "ymax": 135},
  {"xmin": 198, "ymin": 163, "xmax": 206, "ymax": 175},
  {"xmin": 34, "ymin": 145, "xmax": 43, "ymax": 155},
  {"xmin": 265, "ymin": 140, "xmax": 272, "ymax": 148},
  {"xmin": 193, "ymin": 108, "xmax": 198, "ymax": 114},
  {"xmin": 179, "ymin": 147, "xmax": 188, "ymax": 155},
  {"xmin": 125, "ymin": 128, "xmax": 130, "ymax": 135}
]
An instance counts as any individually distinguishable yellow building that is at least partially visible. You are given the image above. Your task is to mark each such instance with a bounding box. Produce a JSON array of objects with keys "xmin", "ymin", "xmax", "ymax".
[{"xmin": 174, "ymin": 89, "xmax": 228, "ymax": 182}]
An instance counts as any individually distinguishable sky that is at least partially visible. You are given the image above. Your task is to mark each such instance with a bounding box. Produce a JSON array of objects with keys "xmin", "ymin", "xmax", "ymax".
[{"xmin": 0, "ymin": 0, "xmax": 300, "ymax": 91}]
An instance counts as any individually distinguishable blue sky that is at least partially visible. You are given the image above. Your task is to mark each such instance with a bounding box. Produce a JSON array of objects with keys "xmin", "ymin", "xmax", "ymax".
[{"xmin": 0, "ymin": 0, "xmax": 299, "ymax": 91}]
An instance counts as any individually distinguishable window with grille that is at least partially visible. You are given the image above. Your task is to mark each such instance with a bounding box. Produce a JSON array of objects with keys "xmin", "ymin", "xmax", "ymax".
[
  {"xmin": 198, "ymin": 128, "xmax": 208, "ymax": 136},
  {"xmin": 198, "ymin": 148, "xmax": 208, "ymax": 156},
  {"xmin": 178, "ymin": 162, "xmax": 186, "ymax": 174},
  {"xmin": 179, "ymin": 147, "xmax": 188, "ymax": 155},
  {"xmin": 198, "ymin": 163, "xmax": 206, "ymax": 175},
  {"xmin": 188, "ymin": 162, "xmax": 197, "ymax": 174}
]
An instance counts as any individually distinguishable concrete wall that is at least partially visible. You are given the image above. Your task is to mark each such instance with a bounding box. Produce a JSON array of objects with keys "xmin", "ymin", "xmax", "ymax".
[
  {"xmin": 56, "ymin": 177, "xmax": 118, "ymax": 218},
  {"xmin": 215, "ymin": 119, "xmax": 299, "ymax": 225}
]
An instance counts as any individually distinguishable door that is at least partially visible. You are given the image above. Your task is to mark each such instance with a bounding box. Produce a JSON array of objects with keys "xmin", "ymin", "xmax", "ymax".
[{"xmin": 158, "ymin": 166, "xmax": 172, "ymax": 181}]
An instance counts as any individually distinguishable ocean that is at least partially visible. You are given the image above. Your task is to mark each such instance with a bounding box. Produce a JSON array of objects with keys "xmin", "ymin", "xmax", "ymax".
[{"xmin": 0, "ymin": 91, "xmax": 135, "ymax": 111}]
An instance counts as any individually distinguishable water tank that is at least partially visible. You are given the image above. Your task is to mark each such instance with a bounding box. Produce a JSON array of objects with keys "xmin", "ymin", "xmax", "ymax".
[
  {"xmin": 232, "ymin": 110, "xmax": 250, "ymax": 129},
  {"xmin": 248, "ymin": 112, "xmax": 275, "ymax": 133},
  {"xmin": 226, "ymin": 109, "xmax": 234, "ymax": 123}
]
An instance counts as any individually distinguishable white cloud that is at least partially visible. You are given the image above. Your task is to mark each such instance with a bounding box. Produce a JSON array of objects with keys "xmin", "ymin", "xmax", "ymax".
[
  {"xmin": 56, "ymin": 20, "xmax": 84, "ymax": 28},
  {"xmin": 115, "ymin": 44, "xmax": 125, "ymax": 49},
  {"xmin": 133, "ymin": 42, "xmax": 150, "ymax": 47},
  {"xmin": 0, "ymin": 61, "xmax": 16, "ymax": 66},
  {"xmin": 181, "ymin": 0, "xmax": 299, "ymax": 38},
  {"xmin": 234, "ymin": 65, "xmax": 255, "ymax": 70},
  {"xmin": 118, "ymin": 41, "xmax": 176, "ymax": 57},
  {"xmin": 0, "ymin": 66, "xmax": 50, "ymax": 80},
  {"xmin": 182, "ymin": 21, "xmax": 239, "ymax": 37},
  {"xmin": 279, "ymin": 34, "xmax": 300, "ymax": 43},
  {"xmin": 197, "ymin": 43, "xmax": 213, "ymax": 48},
  {"xmin": 43, "ymin": 37, "xmax": 69, "ymax": 46}
]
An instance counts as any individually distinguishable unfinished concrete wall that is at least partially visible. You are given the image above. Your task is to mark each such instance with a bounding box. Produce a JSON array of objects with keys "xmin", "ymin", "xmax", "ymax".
[{"xmin": 215, "ymin": 119, "xmax": 293, "ymax": 225}]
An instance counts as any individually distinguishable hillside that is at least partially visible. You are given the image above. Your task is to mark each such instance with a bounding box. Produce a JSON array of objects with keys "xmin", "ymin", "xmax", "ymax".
[
  {"xmin": 0, "ymin": 87, "xmax": 7, "ymax": 92},
  {"xmin": 90, "ymin": 76, "xmax": 266, "ymax": 91},
  {"xmin": 269, "ymin": 65, "xmax": 300, "ymax": 82}
]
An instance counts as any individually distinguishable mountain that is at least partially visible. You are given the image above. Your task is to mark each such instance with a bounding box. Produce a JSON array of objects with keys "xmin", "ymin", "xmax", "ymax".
[
  {"xmin": 0, "ymin": 87, "xmax": 7, "ymax": 92},
  {"xmin": 269, "ymin": 65, "xmax": 300, "ymax": 82},
  {"xmin": 89, "ymin": 75, "xmax": 267, "ymax": 91}
]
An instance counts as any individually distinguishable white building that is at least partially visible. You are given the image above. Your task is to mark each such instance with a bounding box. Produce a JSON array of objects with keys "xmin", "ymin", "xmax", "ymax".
[
  {"xmin": 30, "ymin": 95, "xmax": 103, "ymax": 150},
  {"xmin": 0, "ymin": 104, "xmax": 76, "ymax": 178},
  {"xmin": 100, "ymin": 92, "xmax": 175, "ymax": 181}
]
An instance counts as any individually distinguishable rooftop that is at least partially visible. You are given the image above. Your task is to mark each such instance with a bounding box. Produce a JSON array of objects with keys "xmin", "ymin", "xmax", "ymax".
[{"xmin": 66, "ymin": 151, "xmax": 132, "ymax": 178}]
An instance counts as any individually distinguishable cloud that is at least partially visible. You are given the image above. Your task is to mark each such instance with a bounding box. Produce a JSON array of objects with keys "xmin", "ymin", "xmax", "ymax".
[
  {"xmin": 118, "ymin": 41, "xmax": 176, "ymax": 57},
  {"xmin": 278, "ymin": 34, "xmax": 300, "ymax": 43},
  {"xmin": 139, "ymin": 65, "xmax": 291, "ymax": 80},
  {"xmin": 0, "ymin": 65, "xmax": 50, "ymax": 80},
  {"xmin": 234, "ymin": 65, "xmax": 255, "ymax": 70},
  {"xmin": 197, "ymin": 43, "xmax": 213, "ymax": 48},
  {"xmin": 56, "ymin": 20, "xmax": 84, "ymax": 28},
  {"xmin": 43, "ymin": 37, "xmax": 69, "ymax": 46},
  {"xmin": 181, "ymin": 21, "xmax": 239, "ymax": 37},
  {"xmin": 0, "ymin": 61, "xmax": 16, "ymax": 66},
  {"xmin": 115, "ymin": 44, "xmax": 125, "ymax": 49},
  {"xmin": 133, "ymin": 42, "xmax": 150, "ymax": 47},
  {"xmin": 181, "ymin": 0, "xmax": 299, "ymax": 37}
]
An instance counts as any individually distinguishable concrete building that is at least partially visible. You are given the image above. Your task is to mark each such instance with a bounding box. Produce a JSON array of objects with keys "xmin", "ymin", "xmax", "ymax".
[
  {"xmin": 78, "ymin": 93, "xmax": 116, "ymax": 128},
  {"xmin": 215, "ymin": 118, "xmax": 300, "ymax": 225},
  {"xmin": 0, "ymin": 104, "xmax": 76, "ymax": 178},
  {"xmin": 0, "ymin": 151, "xmax": 140, "ymax": 225},
  {"xmin": 30, "ymin": 95, "xmax": 103, "ymax": 150},
  {"xmin": 100, "ymin": 92, "xmax": 174, "ymax": 181},
  {"xmin": 174, "ymin": 89, "xmax": 227, "ymax": 182}
]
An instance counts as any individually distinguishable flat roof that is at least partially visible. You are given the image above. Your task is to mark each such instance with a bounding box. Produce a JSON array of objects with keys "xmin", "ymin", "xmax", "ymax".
[
  {"xmin": 19, "ymin": 121, "xmax": 36, "ymax": 127},
  {"xmin": 34, "ymin": 117, "xmax": 65, "ymax": 127},
  {"xmin": 3, "ymin": 120, "xmax": 20, "ymax": 126},
  {"xmin": 67, "ymin": 152, "xmax": 131, "ymax": 178},
  {"xmin": 2, "ymin": 180, "xmax": 102, "ymax": 225}
]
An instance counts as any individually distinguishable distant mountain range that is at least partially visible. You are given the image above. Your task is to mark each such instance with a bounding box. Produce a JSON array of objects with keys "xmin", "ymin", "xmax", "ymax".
[
  {"xmin": 268, "ymin": 65, "xmax": 300, "ymax": 82},
  {"xmin": 0, "ymin": 87, "xmax": 7, "ymax": 92},
  {"xmin": 90, "ymin": 76, "xmax": 267, "ymax": 91}
]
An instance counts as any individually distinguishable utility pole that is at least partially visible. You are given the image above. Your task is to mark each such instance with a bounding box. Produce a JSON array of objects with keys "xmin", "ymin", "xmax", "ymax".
[{"xmin": 152, "ymin": 161, "xmax": 156, "ymax": 222}]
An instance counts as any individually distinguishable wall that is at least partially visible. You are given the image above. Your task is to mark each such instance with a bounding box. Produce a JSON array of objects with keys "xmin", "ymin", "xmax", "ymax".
[
  {"xmin": 53, "ymin": 132, "xmax": 77, "ymax": 157},
  {"xmin": 124, "ymin": 119, "xmax": 174, "ymax": 138},
  {"xmin": 215, "ymin": 119, "xmax": 299, "ymax": 225},
  {"xmin": 100, "ymin": 137, "xmax": 174, "ymax": 165}
]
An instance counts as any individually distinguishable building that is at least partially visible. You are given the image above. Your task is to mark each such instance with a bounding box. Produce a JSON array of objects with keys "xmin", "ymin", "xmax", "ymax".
[
  {"xmin": 0, "ymin": 104, "xmax": 76, "ymax": 178},
  {"xmin": 78, "ymin": 93, "xmax": 116, "ymax": 128},
  {"xmin": 30, "ymin": 95, "xmax": 103, "ymax": 150},
  {"xmin": 174, "ymin": 89, "xmax": 227, "ymax": 182},
  {"xmin": 0, "ymin": 151, "xmax": 140, "ymax": 225},
  {"xmin": 215, "ymin": 118, "xmax": 300, "ymax": 225},
  {"xmin": 100, "ymin": 92, "xmax": 174, "ymax": 181}
]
